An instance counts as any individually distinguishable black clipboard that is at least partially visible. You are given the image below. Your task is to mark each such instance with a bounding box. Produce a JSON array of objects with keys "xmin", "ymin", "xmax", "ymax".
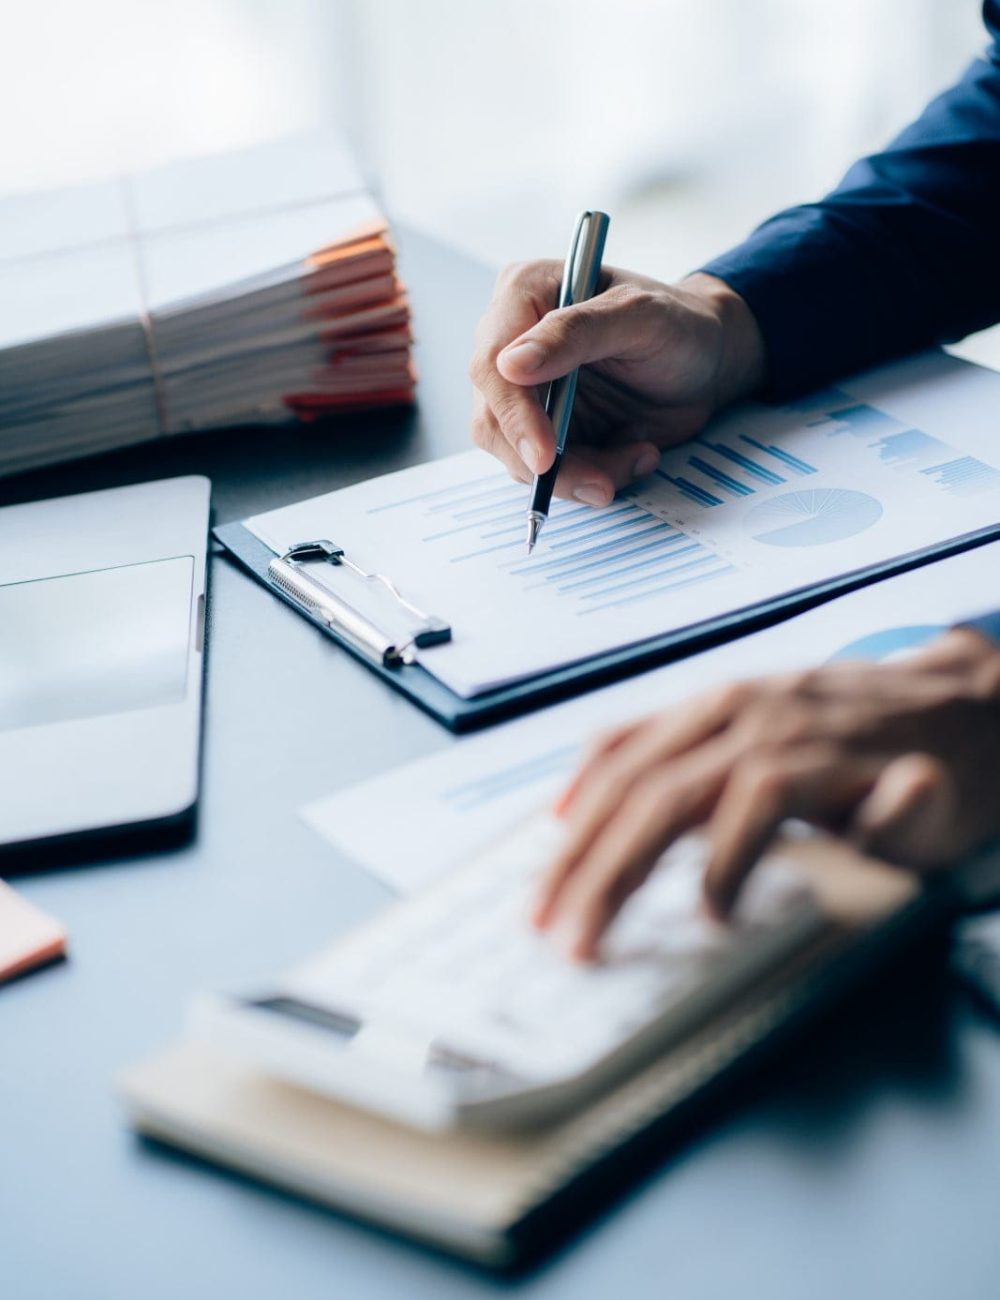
[{"xmin": 215, "ymin": 517, "xmax": 1000, "ymax": 733}]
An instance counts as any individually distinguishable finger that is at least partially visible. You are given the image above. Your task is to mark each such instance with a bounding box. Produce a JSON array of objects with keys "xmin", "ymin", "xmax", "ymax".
[
  {"xmin": 475, "ymin": 367, "xmax": 555, "ymax": 476},
  {"xmin": 910, "ymin": 628, "xmax": 989, "ymax": 670},
  {"xmin": 470, "ymin": 392, "xmax": 532, "ymax": 483},
  {"xmin": 472, "ymin": 399, "xmax": 659, "ymax": 504},
  {"xmin": 470, "ymin": 263, "xmax": 564, "ymax": 475},
  {"xmin": 533, "ymin": 708, "xmax": 743, "ymax": 932},
  {"xmin": 851, "ymin": 753, "xmax": 958, "ymax": 868},
  {"xmin": 703, "ymin": 746, "xmax": 879, "ymax": 919},
  {"xmin": 569, "ymin": 683, "xmax": 753, "ymax": 815},
  {"xmin": 551, "ymin": 745, "xmax": 734, "ymax": 961},
  {"xmin": 536, "ymin": 684, "xmax": 753, "ymax": 926},
  {"xmin": 555, "ymin": 683, "xmax": 753, "ymax": 826},
  {"xmin": 549, "ymin": 441, "xmax": 662, "ymax": 507},
  {"xmin": 553, "ymin": 719, "xmax": 650, "ymax": 818},
  {"xmin": 496, "ymin": 282, "xmax": 664, "ymax": 387}
]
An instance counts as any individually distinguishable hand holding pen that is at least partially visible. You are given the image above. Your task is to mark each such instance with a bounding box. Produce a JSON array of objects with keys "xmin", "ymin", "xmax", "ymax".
[
  {"xmin": 468, "ymin": 240, "xmax": 767, "ymax": 526},
  {"xmin": 523, "ymin": 211, "xmax": 610, "ymax": 551}
]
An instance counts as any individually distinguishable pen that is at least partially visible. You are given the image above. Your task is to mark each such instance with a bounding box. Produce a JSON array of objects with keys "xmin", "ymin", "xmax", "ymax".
[{"xmin": 524, "ymin": 210, "xmax": 611, "ymax": 553}]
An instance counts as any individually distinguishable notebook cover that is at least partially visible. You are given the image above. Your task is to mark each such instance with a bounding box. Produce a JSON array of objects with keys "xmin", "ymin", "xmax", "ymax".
[
  {"xmin": 0, "ymin": 881, "xmax": 67, "ymax": 983},
  {"xmin": 120, "ymin": 841, "xmax": 946, "ymax": 1267},
  {"xmin": 215, "ymin": 517, "xmax": 1000, "ymax": 734}
]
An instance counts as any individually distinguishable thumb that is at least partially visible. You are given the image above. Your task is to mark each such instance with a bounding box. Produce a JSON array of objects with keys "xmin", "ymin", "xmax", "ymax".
[{"xmin": 497, "ymin": 293, "xmax": 650, "ymax": 385}]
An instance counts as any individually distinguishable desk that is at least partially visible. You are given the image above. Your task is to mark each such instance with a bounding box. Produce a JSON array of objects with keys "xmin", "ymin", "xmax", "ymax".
[{"xmin": 1, "ymin": 230, "xmax": 998, "ymax": 1300}]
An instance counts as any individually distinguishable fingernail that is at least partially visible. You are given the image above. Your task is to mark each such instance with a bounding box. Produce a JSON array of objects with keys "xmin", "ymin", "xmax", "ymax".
[
  {"xmin": 574, "ymin": 483, "xmax": 609, "ymax": 507},
  {"xmin": 500, "ymin": 339, "xmax": 546, "ymax": 373},
  {"xmin": 517, "ymin": 437, "xmax": 538, "ymax": 473},
  {"xmin": 633, "ymin": 448, "xmax": 660, "ymax": 478}
]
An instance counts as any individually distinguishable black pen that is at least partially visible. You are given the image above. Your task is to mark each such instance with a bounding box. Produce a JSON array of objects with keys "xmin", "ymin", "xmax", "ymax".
[{"xmin": 524, "ymin": 210, "xmax": 611, "ymax": 553}]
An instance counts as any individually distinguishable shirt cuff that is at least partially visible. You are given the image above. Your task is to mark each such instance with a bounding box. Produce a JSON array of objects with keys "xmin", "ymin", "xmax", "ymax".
[{"xmin": 699, "ymin": 207, "xmax": 898, "ymax": 401}]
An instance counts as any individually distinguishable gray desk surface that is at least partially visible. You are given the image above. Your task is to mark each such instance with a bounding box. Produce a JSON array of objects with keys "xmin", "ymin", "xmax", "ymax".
[{"xmin": 1, "ymin": 230, "xmax": 998, "ymax": 1300}]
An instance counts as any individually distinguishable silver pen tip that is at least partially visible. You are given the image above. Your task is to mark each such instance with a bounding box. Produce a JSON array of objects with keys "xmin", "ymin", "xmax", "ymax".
[{"xmin": 525, "ymin": 515, "xmax": 541, "ymax": 554}]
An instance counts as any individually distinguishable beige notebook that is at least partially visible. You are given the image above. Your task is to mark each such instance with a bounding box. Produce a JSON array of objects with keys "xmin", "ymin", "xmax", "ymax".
[{"xmin": 120, "ymin": 840, "xmax": 934, "ymax": 1268}]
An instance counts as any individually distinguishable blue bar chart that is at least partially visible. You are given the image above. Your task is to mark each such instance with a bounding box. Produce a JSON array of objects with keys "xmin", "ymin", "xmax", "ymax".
[
  {"xmin": 352, "ymin": 375, "xmax": 1000, "ymax": 688},
  {"xmin": 657, "ymin": 472, "xmax": 723, "ymax": 508},
  {"xmin": 657, "ymin": 433, "xmax": 818, "ymax": 510},
  {"xmin": 920, "ymin": 456, "xmax": 1000, "ymax": 496},
  {"xmin": 375, "ymin": 465, "xmax": 738, "ymax": 618},
  {"xmin": 366, "ymin": 471, "xmax": 510, "ymax": 515},
  {"xmin": 443, "ymin": 743, "xmax": 579, "ymax": 813},
  {"xmin": 703, "ymin": 441, "xmax": 785, "ymax": 485},
  {"xmin": 738, "ymin": 435, "xmax": 817, "ymax": 477},
  {"xmin": 807, "ymin": 400, "xmax": 1000, "ymax": 498},
  {"xmin": 687, "ymin": 455, "xmax": 754, "ymax": 497},
  {"xmin": 826, "ymin": 403, "xmax": 905, "ymax": 437},
  {"xmin": 870, "ymin": 428, "xmax": 949, "ymax": 466}
]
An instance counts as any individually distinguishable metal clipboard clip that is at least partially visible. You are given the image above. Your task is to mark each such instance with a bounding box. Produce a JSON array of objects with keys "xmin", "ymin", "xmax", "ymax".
[{"xmin": 267, "ymin": 539, "xmax": 451, "ymax": 668}]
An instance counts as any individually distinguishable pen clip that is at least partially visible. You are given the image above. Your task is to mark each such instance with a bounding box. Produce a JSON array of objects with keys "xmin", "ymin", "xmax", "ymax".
[
  {"xmin": 543, "ymin": 211, "xmax": 610, "ymax": 455},
  {"xmin": 558, "ymin": 210, "xmax": 610, "ymax": 310}
]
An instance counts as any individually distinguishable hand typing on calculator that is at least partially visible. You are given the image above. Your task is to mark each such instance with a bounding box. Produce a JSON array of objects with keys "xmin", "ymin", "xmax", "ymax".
[
  {"xmin": 534, "ymin": 628, "xmax": 1000, "ymax": 962},
  {"xmin": 200, "ymin": 813, "xmax": 824, "ymax": 1130}
]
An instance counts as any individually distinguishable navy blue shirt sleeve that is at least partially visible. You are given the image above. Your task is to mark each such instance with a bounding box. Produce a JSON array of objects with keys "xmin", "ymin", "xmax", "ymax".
[{"xmin": 701, "ymin": 1, "xmax": 1000, "ymax": 399}]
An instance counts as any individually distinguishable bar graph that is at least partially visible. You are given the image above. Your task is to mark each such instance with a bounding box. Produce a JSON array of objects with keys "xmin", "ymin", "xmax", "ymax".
[
  {"xmin": 920, "ymin": 456, "xmax": 1000, "ymax": 497},
  {"xmin": 871, "ymin": 428, "xmax": 950, "ymax": 467},
  {"xmin": 443, "ymin": 743, "xmax": 579, "ymax": 812},
  {"xmin": 702, "ymin": 439, "xmax": 785, "ymax": 486},
  {"xmin": 738, "ymin": 435, "xmax": 817, "ymax": 476},
  {"xmin": 366, "ymin": 471, "xmax": 510, "ymax": 515},
  {"xmin": 826, "ymin": 404, "xmax": 904, "ymax": 438},
  {"xmin": 385, "ymin": 464, "xmax": 737, "ymax": 618},
  {"xmin": 687, "ymin": 455, "xmax": 754, "ymax": 497},
  {"xmin": 657, "ymin": 471, "xmax": 723, "ymax": 508},
  {"xmin": 504, "ymin": 500, "xmax": 735, "ymax": 614},
  {"xmin": 577, "ymin": 559, "xmax": 736, "ymax": 612},
  {"xmin": 656, "ymin": 432, "xmax": 818, "ymax": 510},
  {"xmin": 510, "ymin": 506, "xmax": 733, "ymax": 614},
  {"xmin": 806, "ymin": 400, "xmax": 1000, "ymax": 499}
]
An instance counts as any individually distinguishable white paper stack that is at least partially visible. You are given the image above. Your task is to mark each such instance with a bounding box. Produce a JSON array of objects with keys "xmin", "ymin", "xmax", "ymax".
[{"xmin": 0, "ymin": 134, "xmax": 415, "ymax": 477}]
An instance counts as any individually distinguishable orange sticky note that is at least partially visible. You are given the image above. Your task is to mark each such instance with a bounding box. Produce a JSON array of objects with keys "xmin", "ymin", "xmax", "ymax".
[{"xmin": 0, "ymin": 880, "xmax": 67, "ymax": 984}]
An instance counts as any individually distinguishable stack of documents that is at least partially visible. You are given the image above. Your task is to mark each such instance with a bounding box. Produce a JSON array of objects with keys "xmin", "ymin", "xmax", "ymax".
[{"xmin": 0, "ymin": 134, "xmax": 414, "ymax": 477}]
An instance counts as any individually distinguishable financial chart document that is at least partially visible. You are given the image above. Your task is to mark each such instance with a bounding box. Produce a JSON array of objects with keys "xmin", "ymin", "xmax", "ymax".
[
  {"xmin": 301, "ymin": 540, "xmax": 1000, "ymax": 893},
  {"xmin": 247, "ymin": 351, "xmax": 1000, "ymax": 698}
]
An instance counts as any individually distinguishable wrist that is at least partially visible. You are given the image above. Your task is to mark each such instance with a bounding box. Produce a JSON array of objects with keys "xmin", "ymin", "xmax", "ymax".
[{"xmin": 683, "ymin": 272, "xmax": 768, "ymax": 411}]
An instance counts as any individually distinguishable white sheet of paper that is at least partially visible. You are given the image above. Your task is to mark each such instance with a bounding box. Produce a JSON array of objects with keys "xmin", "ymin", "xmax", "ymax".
[
  {"xmin": 301, "ymin": 539, "xmax": 1000, "ymax": 893},
  {"xmin": 247, "ymin": 352, "xmax": 1000, "ymax": 698}
]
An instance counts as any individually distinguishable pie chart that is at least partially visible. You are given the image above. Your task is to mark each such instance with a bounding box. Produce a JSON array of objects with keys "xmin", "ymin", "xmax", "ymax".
[
  {"xmin": 745, "ymin": 488, "xmax": 883, "ymax": 547},
  {"xmin": 829, "ymin": 625, "xmax": 945, "ymax": 663}
]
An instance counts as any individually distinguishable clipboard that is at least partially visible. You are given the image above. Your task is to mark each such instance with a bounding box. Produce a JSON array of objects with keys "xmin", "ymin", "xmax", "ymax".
[{"xmin": 215, "ymin": 517, "xmax": 1000, "ymax": 733}]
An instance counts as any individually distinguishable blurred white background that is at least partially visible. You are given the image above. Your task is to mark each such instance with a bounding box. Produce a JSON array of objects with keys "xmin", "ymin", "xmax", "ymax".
[{"xmin": 2, "ymin": 0, "xmax": 996, "ymax": 362}]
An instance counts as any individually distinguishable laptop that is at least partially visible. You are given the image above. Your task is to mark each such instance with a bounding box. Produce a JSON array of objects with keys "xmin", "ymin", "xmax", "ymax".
[{"xmin": 0, "ymin": 475, "xmax": 210, "ymax": 861}]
